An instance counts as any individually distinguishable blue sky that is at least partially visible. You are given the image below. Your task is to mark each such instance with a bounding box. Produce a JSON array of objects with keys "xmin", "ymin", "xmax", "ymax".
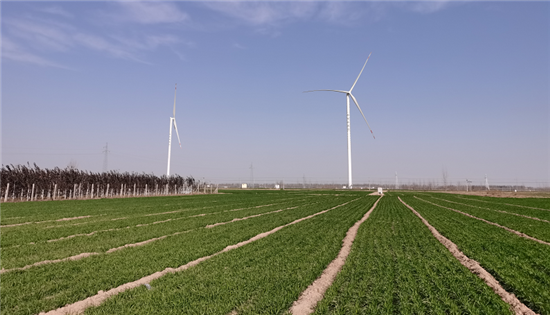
[{"xmin": 2, "ymin": 1, "xmax": 549, "ymax": 187}]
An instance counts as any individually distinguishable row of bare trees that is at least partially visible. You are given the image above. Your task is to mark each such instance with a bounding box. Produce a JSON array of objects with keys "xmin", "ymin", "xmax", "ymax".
[{"xmin": 1, "ymin": 163, "xmax": 205, "ymax": 202}]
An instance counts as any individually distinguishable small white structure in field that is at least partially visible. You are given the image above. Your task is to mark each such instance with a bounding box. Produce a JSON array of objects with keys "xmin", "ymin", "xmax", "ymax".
[
  {"xmin": 241, "ymin": 183, "xmax": 248, "ymax": 189},
  {"xmin": 377, "ymin": 187, "xmax": 383, "ymax": 195},
  {"xmin": 274, "ymin": 184, "xmax": 280, "ymax": 189}
]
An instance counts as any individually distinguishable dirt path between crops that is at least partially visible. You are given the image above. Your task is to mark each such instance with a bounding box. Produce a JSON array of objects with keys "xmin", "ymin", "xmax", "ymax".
[
  {"xmin": 23, "ymin": 203, "xmax": 308, "ymax": 246},
  {"xmin": 415, "ymin": 197, "xmax": 550, "ymax": 247},
  {"xmin": 1, "ymin": 215, "xmax": 93, "ymax": 228},
  {"xmin": 289, "ymin": 196, "xmax": 382, "ymax": 315},
  {"xmin": 3, "ymin": 203, "xmax": 309, "ymax": 272},
  {"xmin": 431, "ymin": 196, "xmax": 550, "ymax": 223},
  {"xmin": 38, "ymin": 198, "xmax": 360, "ymax": 315},
  {"xmin": 398, "ymin": 197, "xmax": 537, "ymax": 315},
  {"xmin": 206, "ymin": 206, "xmax": 299, "ymax": 228},
  {"xmin": 455, "ymin": 196, "xmax": 550, "ymax": 211},
  {"xmin": 0, "ymin": 253, "xmax": 99, "ymax": 274}
]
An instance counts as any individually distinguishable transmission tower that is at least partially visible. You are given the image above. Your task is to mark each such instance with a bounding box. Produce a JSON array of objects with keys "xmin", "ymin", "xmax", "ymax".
[
  {"xmin": 485, "ymin": 174, "xmax": 490, "ymax": 191},
  {"xmin": 395, "ymin": 171, "xmax": 399, "ymax": 189},
  {"xmin": 102, "ymin": 143, "xmax": 110, "ymax": 173}
]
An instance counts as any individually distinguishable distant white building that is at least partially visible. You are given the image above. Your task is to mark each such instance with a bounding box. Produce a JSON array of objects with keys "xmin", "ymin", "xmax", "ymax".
[
  {"xmin": 241, "ymin": 183, "xmax": 248, "ymax": 189},
  {"xmin": 274, "ymin": 184, "xmax": 280, "ymax": 189}
]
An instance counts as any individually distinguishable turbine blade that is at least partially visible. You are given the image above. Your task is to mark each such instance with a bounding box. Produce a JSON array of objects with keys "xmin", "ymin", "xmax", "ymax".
[
  {"xmin": 303, "ymin": 89, "xmax": 348, "ymax": 94},
  {"xmin": 349, "ymin": 93, "xmax": 375, "ymax": 139},
  {"xmin": 349, "ymin": 52, "xmax": 372, "ymax": 92},
  {"xmin": 173, "ymin": 84, "xmax": 177, "ymax": 118},
  {"xmin": 173, "ymin": 118, "xmax": 182, "ymax": 148}
]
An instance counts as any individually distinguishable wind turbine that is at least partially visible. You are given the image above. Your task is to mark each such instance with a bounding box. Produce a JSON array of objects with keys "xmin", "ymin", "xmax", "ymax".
[
  {"xmin": 167, "ymin": 84, "xmax": 182, "ymax": 176},
  {"xmin": 304, "ymin": 53, "xmax": 375, "ymax": 189}
]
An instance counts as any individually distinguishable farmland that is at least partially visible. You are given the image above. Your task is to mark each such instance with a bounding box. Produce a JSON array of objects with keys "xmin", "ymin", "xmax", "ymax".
[{"xmin": 1, "ymin": 190, "xmax": 549, "ymax": 314}]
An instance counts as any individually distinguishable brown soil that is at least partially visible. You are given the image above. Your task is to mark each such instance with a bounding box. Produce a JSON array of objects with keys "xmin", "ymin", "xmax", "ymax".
[
  {"xmin": 290, "ymin": 196, "xmax": 382, "ymax": 315},
  {"xmin": 39, "ymin": 199, "xmax": 360, "ymax": 315},
  {"xmin": 1, "ymin": 215, "xmax": 93, "ymax": 228},
  {"xmin": 1, "ymin": 253, "xmax": 99, "ymax": 274},
  {"xmin": 415, "ymin": 196, "xmax": 550, "ymax": 247},
  {"xmin": 206, "ymin": 206, "xmax": 298, "ymax": 228},
  {"xmin": 399, "ymin": 197, "xmax": 537, "ymax": 315}
]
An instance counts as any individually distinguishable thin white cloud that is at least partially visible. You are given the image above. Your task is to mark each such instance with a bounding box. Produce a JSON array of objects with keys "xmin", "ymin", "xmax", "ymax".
[
  {"xmin": 4, "ymin": 18, "xmax": 74, "ymax": 52},
  {"xmin": 203, "ymin": 2, "xmax": 318, "ymax": 26},
  {"xmin": 40, "ymin": 6, "xmax": 74, "ymax": 19},
  {"xmin": 202, "ymin": 2, "xmax": 385, "ymax": 29},
  {"xmin": 116, "ymin": 1, "xmax": 188, "ymax": 24},
  {"xmin": 2, "ymin": 8, "xmax": 185, "ymax": 67},
  {"xmin": 72, "ymin": 33, "xmax": 145, "ymax": 62},
  {"xmin": 2, "ymin": 37, "xmax": 70, "ymax": 69},
  {"xmin": 232, "ymin": 42, "xmax": 246, "ymax": 50},
  {"xmin": 406, "ymin": 1, "xmax": 451, "ymax": 14}
]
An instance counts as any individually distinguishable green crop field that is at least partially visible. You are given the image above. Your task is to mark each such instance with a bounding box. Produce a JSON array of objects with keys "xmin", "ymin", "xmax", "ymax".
[{"xmin": 1, "ymin": 190, "xmax": 548, "ymax": 315}]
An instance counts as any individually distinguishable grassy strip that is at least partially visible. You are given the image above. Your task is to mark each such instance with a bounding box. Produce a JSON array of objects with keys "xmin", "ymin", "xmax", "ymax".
[
  {"xmin": 430, "ymin": 193, "xmax": 550, "ymax": 221},
  {"xmin": 400, "ymin": 195, "xmax": 550, "ymax": 315},
  {"xmin": 83, "ymin": 197, "xmax": 378, "ymax": 315},
  {"xmin": 455, "ymin": 195, "xmax": 550, "ymax": 211},
  {"xmin": 2, "ymin": 195, "xmax": 320, "ymax": 269},
  {"xmin": 415, "ymin": 195, "xmax": 550, "ymax": 243},
  {"xmin": 1, "ymin": 194, "xmax": 311, "ymax": 245},
  {"xmin": 314, "ymin": 196, "xmax": 513, "ymax": 314},
  {"xmin": 1, "ymin": 197, "xmax": 322, "ymax": 270},
  {"xmin": 1, "ymin": 195, "xmax": 365, "ymax": 315},
  {"xmin": 0, "ymin": 190, "xmax": 302, "ymax": 225}
]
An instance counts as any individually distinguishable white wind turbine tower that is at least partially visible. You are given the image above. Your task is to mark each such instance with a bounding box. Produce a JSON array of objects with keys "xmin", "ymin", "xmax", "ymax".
[
  {"xmin": 167, "ymin": 84, "xmax": 182, "ymax": 176},
  {"xmin": 305, "ymin": 53, "xmax": 375, "ymax": 189}
]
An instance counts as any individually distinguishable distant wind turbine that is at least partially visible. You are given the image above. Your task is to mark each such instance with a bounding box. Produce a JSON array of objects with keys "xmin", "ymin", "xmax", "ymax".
[
  {"xmin": 167, "ymin": 84, "xmax": 182, "ymax": 176},
  {"xmin": 304, "ymin": 53, "xmax": 375, "ymax": 189}
]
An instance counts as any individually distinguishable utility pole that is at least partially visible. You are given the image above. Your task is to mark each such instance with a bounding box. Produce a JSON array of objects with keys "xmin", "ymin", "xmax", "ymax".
[
  {"xmin": 250, "ymin": 163, "xmax": 254, "ymax": 189},
  {"xmin": 102, "ymin": 143, "xmax": 109, "ymax": 173}
]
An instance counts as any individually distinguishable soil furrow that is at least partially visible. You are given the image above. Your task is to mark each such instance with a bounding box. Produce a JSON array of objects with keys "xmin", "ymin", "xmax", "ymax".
[
  {"xmin": 455, "ymin": 196, "xmax": 550, "ymax": 211},
  {"xmin": 205, "ymin": 206, "xmax": 298, "ymax": 228},
  {"xmin": 289, "ymin": 196, "xmax": 382, "ymax": 315},
  {"xmin": 0, "ymin": 253, "xmax": 99, "ymax": 274},
  {"xmin": 2, "ymin": 202, "xmax": 322, "ymax": 273},
  {"xmin": 398, "ymin": 197, "xmax": 537, "ymax": 315},
  {"xmin": 38, "ymin": 199, "xmax": 359, "ymax": 315},
  {"xmin": 431, "ymin": 196, "xmax": 550, "ymax": 223},
  {"xmin": 105, "ymin": 230, "xmax": 192, "ymax": 253},
  {"xmin": 1, "ymin": 215, "xmax": 93, "ymax": 228},
  {"xmin": 415, "ymin": 197, "xmax": 550, "ymax": 246},
  {"xmin": 10, "ymin": 204, "xmax": 306, "ymax": 247}
]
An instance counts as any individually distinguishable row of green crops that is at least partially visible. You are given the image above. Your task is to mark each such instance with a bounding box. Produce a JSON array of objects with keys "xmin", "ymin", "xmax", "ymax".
[
  {"xmin": 0, "ymin": 190, "xmax": 305, "ymax": 224},
  {"xmin": 2, "ymin": 195, "xmax": 327, "ymax": 269},
  {"xmin": 315, "ymin": 195, "xmax": 513, "ymax": 314},
  {"xmin": 454, "ymin": 194, "xmax": 550, "ymax": 211},
  {"xmin": 84, "ymin": 195, "xmax": 379, "ymax": 314},
  {"xmin": 2, "ymin": 190, "xmax": 548, "ymax": 315},
  {"xmin": 400, "ymin": 194, "xmax": 550, "ymax": 315},
  {"xmin": 1, "ymin": 191, "xmax": 373, "ymax": 315},
  {"xmin": 412, "ymin": 194, "xmax": 550, "ymax": 243},
  {"xmin": 419, "ymin": 192, "xmax": 550, "ymax": 221}
]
